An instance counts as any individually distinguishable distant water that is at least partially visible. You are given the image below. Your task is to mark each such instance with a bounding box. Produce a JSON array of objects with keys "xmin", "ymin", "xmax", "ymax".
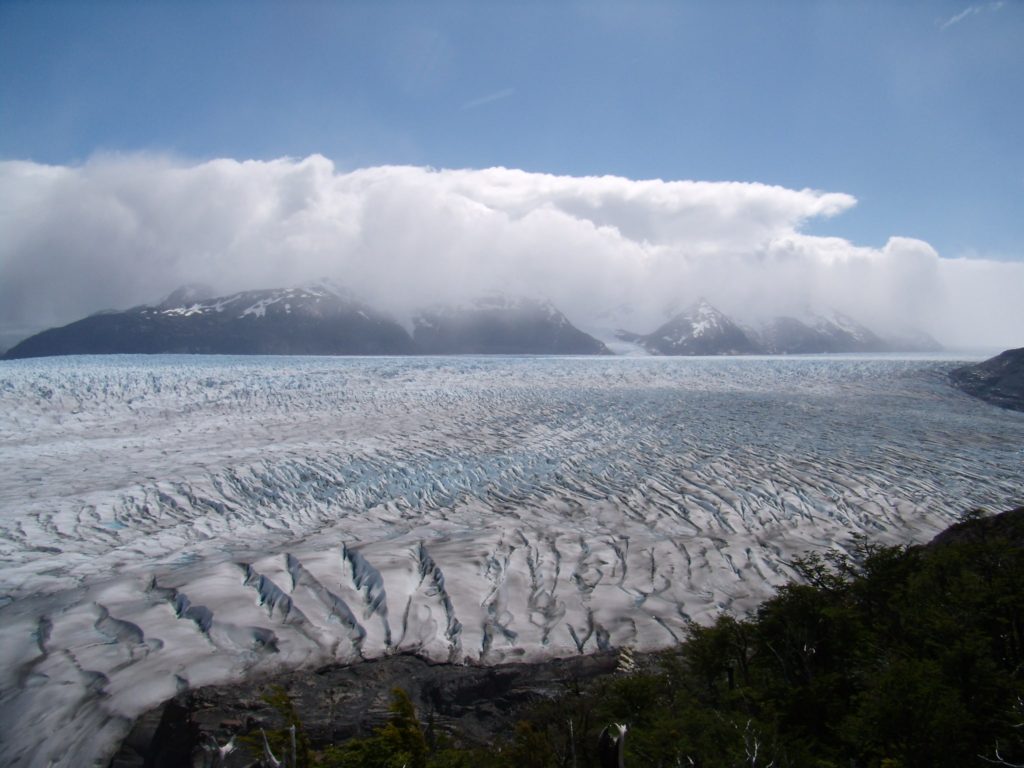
[{"xmin": 1, "ymin": 355, "xmax": 1021, "ymax": 767}]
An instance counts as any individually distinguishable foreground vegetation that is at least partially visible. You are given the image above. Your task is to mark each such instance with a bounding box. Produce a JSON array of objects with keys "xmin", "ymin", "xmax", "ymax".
[{"xmin": 253, "ymin": 508, "xmax": 1024, "ymax": 768}]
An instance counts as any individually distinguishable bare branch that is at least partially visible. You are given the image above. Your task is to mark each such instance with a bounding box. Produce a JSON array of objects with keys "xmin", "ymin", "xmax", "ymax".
[
  {"xmin": 260, "ymin": 728, "xmax": 283, "ymax": 768},
  {"xmin": 979, "ymin": 741, "xmax": 1024, "ymax": 767}
]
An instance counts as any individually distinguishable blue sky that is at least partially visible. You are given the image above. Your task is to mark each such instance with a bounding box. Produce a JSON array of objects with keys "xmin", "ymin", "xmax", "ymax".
[{"xmin": 2, "ymin": 1, "xmax": 1021, "ymax": 262}]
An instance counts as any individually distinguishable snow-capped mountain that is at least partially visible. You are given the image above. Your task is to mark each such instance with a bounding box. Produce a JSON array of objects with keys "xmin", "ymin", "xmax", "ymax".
[
  {"xmin": 4, "ymin": 285, "xmax": 944, "ymax": 360},
  {"xmin": 3, "ymin": 283, "xmax": 416, "ymax": 358},
  {"xmin": 621, "ymin": 299, "xmax": 761, "ymax": 355},
  {"xmin": 756, "ymin": 310, "xmax": 885, "ymax": 354},
  {"xmin": 3, "ymin": 286, "xmax": 612, "ymax": 359},
  {"xmin": 615, "ymin": 300, "xmax": 942, "ymax": 356},
  {"xmin": 412, "ymin": 295, "xmax": 610, "ymax": 355},
  {"xmin": 755, "ymin": 310, "xmax": 948, "ymax": 354}
]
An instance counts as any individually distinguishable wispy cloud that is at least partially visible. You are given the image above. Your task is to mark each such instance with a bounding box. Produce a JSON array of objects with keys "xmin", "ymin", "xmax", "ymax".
[
  {"xmin": 460, "ymin": 87, "xmax": 515, "ymax": 111},
  {"xmin": 939, "ymin": 1, "xmax": 1004, "ymax": 30}
]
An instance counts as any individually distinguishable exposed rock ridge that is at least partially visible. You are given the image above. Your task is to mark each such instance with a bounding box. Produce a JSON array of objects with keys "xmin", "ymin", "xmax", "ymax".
[
  {"xmin": 949, "ymin": 347, "xmax": 1024, "ymax": 411},
  {"xmin": 111, "ymin": 652, "xmax": 622, "ymax": 767}
]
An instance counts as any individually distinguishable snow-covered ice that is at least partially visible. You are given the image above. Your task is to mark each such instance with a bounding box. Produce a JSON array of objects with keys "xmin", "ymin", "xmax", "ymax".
[{"xmin": 0, "ymin": 354, "xmax": 1021, "ymax": 766}]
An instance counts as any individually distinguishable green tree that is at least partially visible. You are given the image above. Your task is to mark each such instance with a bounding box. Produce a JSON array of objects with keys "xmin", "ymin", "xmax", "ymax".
[
  {"xmin": 318, "ymin": 688, "xmax": 428, "ymax": 768},
  {"xmin": 240, "ymin": 685, "xmax": 313, "ymax": 768}
]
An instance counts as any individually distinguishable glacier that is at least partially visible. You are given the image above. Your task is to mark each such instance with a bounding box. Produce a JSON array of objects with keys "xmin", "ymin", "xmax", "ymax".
[{"xmin": 0, "ymin": 354, "xmax": 1022, "ymax": 767}]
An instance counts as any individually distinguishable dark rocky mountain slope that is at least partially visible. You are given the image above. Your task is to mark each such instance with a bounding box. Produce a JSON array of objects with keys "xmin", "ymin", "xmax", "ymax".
[
  {"xmin": 3, "ymin": 288, "xmax": 614, "ymax": 359},
  {"xmin": 949, "ymin": 346, "xmax": 1024, "ymax": 411},
  {"xmin": 3, "ymin": 285, "xmax": 416, "ymax": 358},
  {"xmin": 412, "ymin": 296, "xmax": 610, "ymax": 355},
  {"xmin": 4, "ymin": 288, "xmax": 944, "ymax": 360}
]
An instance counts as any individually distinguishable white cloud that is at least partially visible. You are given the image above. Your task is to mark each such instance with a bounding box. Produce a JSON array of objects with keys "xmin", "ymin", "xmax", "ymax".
[
  {"xmin": 0, "ymin": 154, "xmax": 1021, "ymax": 349},
  {"xmin": 939, "ymin": 2, "xmax": 1005, "ymax": 30}
]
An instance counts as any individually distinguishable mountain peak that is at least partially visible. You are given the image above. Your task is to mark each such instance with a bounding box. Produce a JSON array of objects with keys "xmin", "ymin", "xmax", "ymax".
[
  {"xmin": 4, "ymin": 283, "xmax": 417, "ymax": 358},
  {"xmin": 412, "ymin": 295, "xmax": 608, "ymax": 355},
  {"xmin": 630, "ymin": 300, "xmax": 758, "ymax": 355},
  {"xmin": 158, "ymin": 283, "xmax": 217, "ymax": 309}
]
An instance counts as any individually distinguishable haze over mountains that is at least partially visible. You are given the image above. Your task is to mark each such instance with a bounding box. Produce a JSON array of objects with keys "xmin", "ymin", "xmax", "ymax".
[
  {"xmin": 3, "ymin": 283, "xmax": 609, "ymax": 358},
  {"xmin": 4, "ymin": 282, "xmax": 942, "ymax": 359},
  {"xmin": 620, "ymin": 299, "xmax": 941, "ymax": 356},
  {"xmin": 412, "ymin": 295, "xmax": 609, "ymax": 355},
  {"xmin": 3, "ymin": 158, "xmax": 1023, "ymax": 354}
]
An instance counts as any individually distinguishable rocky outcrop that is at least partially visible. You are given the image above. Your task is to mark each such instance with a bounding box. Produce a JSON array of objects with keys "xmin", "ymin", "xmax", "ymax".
[
  {"xmin": 949, "ymin": 347, "xmax": 1024, "ymax": 412},
  {"xmin": 110, "ymin": 652, "xmax": 622, "ymax": 767}
]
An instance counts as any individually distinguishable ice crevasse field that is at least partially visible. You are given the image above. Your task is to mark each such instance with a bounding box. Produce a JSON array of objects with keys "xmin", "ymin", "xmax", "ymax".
[{"xmin": 0, "ymin": 354, "xmax": 1022, "ymax": 767}]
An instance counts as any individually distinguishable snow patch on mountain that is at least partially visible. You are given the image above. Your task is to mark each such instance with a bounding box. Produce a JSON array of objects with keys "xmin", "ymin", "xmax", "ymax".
[{"xmin": 626, "ymin": 299, "xmax": 761, "ymax": 355}]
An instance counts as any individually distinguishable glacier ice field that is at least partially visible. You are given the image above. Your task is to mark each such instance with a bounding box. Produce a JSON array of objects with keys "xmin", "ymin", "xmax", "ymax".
[{"xmin": 0, "ymin": 354, "xmax": 1022, "ymax": 766}]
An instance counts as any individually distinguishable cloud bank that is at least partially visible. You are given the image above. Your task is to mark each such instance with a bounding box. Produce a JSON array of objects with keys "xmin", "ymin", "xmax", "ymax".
[{"xmin": 1, "ymin": 154, "xmax": 1021, "ymax": 349}]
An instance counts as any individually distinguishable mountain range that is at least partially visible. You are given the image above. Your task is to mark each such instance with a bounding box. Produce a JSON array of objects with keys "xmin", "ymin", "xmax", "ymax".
[
  {"xmin": 3, "ymin": 284, "xmax": 415, "ymax": 358},
  {"xmin": 2, "ymin": 284, "xmax": 610, "ymax": 359},
  {"xmin": 2, "ymin": 284, "xmax": 941, "ymax": 359},
  {"xmin": 617, "ymin": 299, "xmax": 941, "ymax": 356}
]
